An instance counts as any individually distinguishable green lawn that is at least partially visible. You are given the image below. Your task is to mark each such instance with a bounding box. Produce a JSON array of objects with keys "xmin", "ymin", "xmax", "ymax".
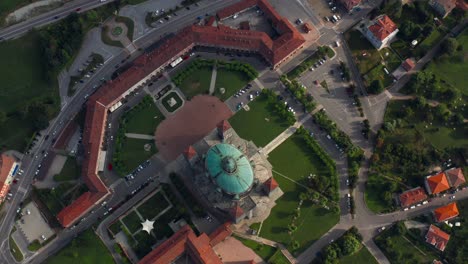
[
  {"xmin": 258, "ymin": 135, "xmax": 339, "ymax": 254},
  {"xmin": 214, "ymin": 68, "xmax": 250, "ymax": 101},
  {"xmin": 0, "ymin": 32, "xmax": 59, "ymax": 150},
  {"xmin": 53, "ymin": 157, "xmax": 80, "ymax": 182},
  {"xmin": 268, "ymin": 250, "xmax": 290, "ymax": 264},
  {"xmin": 339, "ymin": 246, "xmax": 378, "ymax": 264},
  {"xmin": 229, "ymin": 96, "xmax": 290, "ymax": 147},
  {"xmin": 137, "ymin": 191, "xmax": 170, "ymax": 220},
  {"xmin": 9, "ymin": 229, "xmax": 23, "ymax": 262},
  {"xmin": 46, "ymin": 229, "xmax": 114, "ymax": 264},
  {"xmin": 364, "ymin": 174, "xmax": 394, "ymax": 213},
  {"xmin": 161, "ymin": 92, "xmax": 183, "ymax": 113},
  {"xmin": 234, "ymin": 236, "xmax": 277, "ymax": 261},
  {"xmin": 120, "ymin": 138, "xmax": 156, "ymax": 172},
  {"xmin": 125, "ymin": 103, "xmax": 164, "ymax": 135},
  {"xmin": 176, "ymin": 66, "xmax": 212, "ymax": 99},
  {"xmin": 122, "ymin": 211, "xmax": 142, "ymax": 234}
]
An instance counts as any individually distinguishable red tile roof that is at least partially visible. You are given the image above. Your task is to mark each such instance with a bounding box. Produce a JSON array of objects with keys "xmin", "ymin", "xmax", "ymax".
[
  {"xmin": 56, "ymin": 192, "xmax": 105, "ymax": 226},
  {"xmin": 426, "ymin": 172, "xmax": 450, "ymax": 194},
  {"xmin": 0, "ymin": 154, "xmax": 15, "ymax": 185},
  {"xmin": 230, "ymin": 204, "xmax": 244, "ymax": 219},
  {"xmin": 426, "ymin": 224, "xmax": 450, "ymax": 251},
  {"xmin": 138, "ymin": 225, "xmax": 224, "ymax": 264},
  {"xmin": 457, "ymin": 0, "xmax": 468, "ymax": 10},
  {"xmin": 368, "ymin": 15, "xmax": 398, "ymax": 41},
  {"xmin": 339, "ymin": 0, "xmax": 362, "ymax": 11},
  {"xmin": 53, "ymin": 121, "xmax": 78, "ymax": 150},
  {"xmin": 217, "ymin": 0, "xmax": 257, "ymax": 19},
  {"xmin": 183, "ymin": 145, "xmax": 197, "ymax": 160},
  {"xmin": 434, "ymin": 202, "xmax": 459, "ymax": 222},
  {"xmin": 209, "ymin": 222, "xmax": 232, "ymax": 246},
  {"xmin": 402, "ymin": 58, "xmax": 415, "ymax": 71},
  {"xmin": 399, "ymin": 187, "xmax": 428, "ymax": 207},
  {"xmin": 264, "ymin": 177, "xmax": 279, "ymax": 193},
  {"xmin": 445, "ymin": 167, "xmax": 465, "ymax": 188}
]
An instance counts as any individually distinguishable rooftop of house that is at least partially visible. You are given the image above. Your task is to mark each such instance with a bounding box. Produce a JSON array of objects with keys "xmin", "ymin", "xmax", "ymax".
[
  {"xmin": 368, "ymin": 15, "xmax": 398, "ymax": 41},
  {"xmin": 399, "ymin": 187, "xmax": 428, "ymax": 207},
  {"xmin": 434, "ymin": 202, "xmax": 459, "ymax": 222},
  {"xmin": 426, "ymin": 224, "xmax": 450, "ymax": 251},
  {"xmin": 426, "ymin": 172, "xmax": 450, "ymax": 194}
]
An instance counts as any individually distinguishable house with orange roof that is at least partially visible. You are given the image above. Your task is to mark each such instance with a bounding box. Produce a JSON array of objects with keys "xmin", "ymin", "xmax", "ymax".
[
  {"xmin": 434, "ymin": 202, "xmax": 459, "ymax": 222},
  {"xmin": 425, "ymin": 224, "xmax": 450, "ymax": 251},
  {"xmin": 0, "ymin": 153, "xmax": 17, "ymax": 203},
  {"xmin": 364, "ymin": 15, "xmax": 399, "ymax": 50},
  {"xmin": 339, "ymin": 0, "xmax": 362, "ymax": 11},
  {"xmin": 399, "ymin": 187, "xmax": 428, "ymax": 208},
  {"xmin": 425, "ymin": 172, "xmax": 450, "ymax": 195},
  {"xmin": 445, "ymin": 167, "xmax": 465, "ymax": 188}
]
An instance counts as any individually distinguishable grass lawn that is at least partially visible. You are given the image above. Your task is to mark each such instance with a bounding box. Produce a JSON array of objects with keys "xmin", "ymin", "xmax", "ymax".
[
  {"xmin": 364, "ymin": 174, "xmax": 395, "ymax": 213},
  {"xmin": 176, "ymin": 66, "xmax": 212, "ymax": 99},
  {"xmin": 132, "ymin": 231, "xmax": 159, "ymax": 259},
  {"xmin": 125, "ymin": 103, "xmax": 164, "ymax": 135},
  {"xmin": 53, "ymin": 157, "xmax": 80, "ymax": 182},
  {"xmin": 46, "ymin": 229, "xmax": 114, "ymax": 264},
  {"xmin": 9, "ymin": 229, "xmax": 23, "ymax": 262},
  {"xmin": 109, "ymin": 221, "xmax": 123, "ymax": 236},
  {"xmin": 339, "ymin": 245, "xmax": 378, "ymax": 264},
  {"xmin": 120, "ymin": 138, "xmax": 156, "ymax": 172},
  {"xmin": 234, "ymin": 236, "xmax": 277, "ymax": 261},
  {"xmin": 115, "ymin": 15, "xmax": 134, "ymax": 41},
  {"xmin": 122, "ymin": 211, "xmax": 142, "ymax": 234},
  {"xmin": 229, "ymin": 96, "xmax": 290, "ymax": 147},
  {"xmin": 137, "ymin": 191, "xmax": 170, "ymax": 220},
  {"xmin": 214, "ymin": 68, "xmax": 250, "ymax": 101},
  {"xmin": 268, "ymin": 250, "xmax": 290, "ymax": 264},
  {"xmin": 161, "ymin": 92, "xmax": 183, "ymax": 113},
  {"xmin": 0, "ymin": 32, "xmax": 59, "ymax": 151},
  {"xmin": 258, "ymin": 135, "xmax": 339, "ymax": 254}
]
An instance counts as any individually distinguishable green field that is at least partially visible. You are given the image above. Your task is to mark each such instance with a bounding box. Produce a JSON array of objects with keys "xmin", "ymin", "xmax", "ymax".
[
  {"xmin": 46, "ymin": 229, "xmax": 114, "ymax": 264},
  {"xmin": 229, "ymin": 96, "xmax": 290, "ymax": 147},
  {"xmin": 258, "ymin": 135, "xmax": 339, "ymax": 254},
  {"xmin": 340, "ymin": 246, "xmax": 378, "ymax": 264},
  {"xmin": 122, "ymin": 211, "xmax": 142, "ymax": 234},
  {"xmin": 268, "ymin": 250, "xmax": 291, "ymax": 264},
  {"xmin": 53, "ymin": 157, "xmax": 80, "ymax": 182},
  {"xmin": 137, "ymin": 191, "xmax": 171, "ymax": 220},
  {"xmin": 119, "ymin": 138, "xmax": 156, "ymax": 172},
  {"xmin": 9, "ymin": 229, "xmax": 23, "ymax": 262},
  {"xmin": 176, "ymin": 66, "xmax": 212, "ymax": 99},
  {"xmin": 0, "ymin": 32, "xmax": 59, "ymax": 150},
  {"xmin": 161, "ymin": 92, "xmax": 183, "ymax": 113},
  {"xmin": 125, "ymin": 103, "xmax": 164, "ymax": 135},
  {"xmin": 214, "ymin": 68, "xmax": 250, "ymax": 101},
  {"xmin": 0, "ymin": 0, "xmax": 34, "ymax": 26},
  {"xmin": 235, "ymin": 236, "xmax": 277, "ymax": 261}
]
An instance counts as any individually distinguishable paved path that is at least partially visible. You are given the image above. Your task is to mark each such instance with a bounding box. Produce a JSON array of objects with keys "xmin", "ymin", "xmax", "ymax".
[
  {"xmin": 209, "ymin": 65, "xmax": 217, "ymax": 94},
  {"xmin": 261, "ymin": 114, "xmax": 312, "ymax": 154},
  {"xmin": 125, "ymin": 133, "xmax": 154, "ymax": 140}
]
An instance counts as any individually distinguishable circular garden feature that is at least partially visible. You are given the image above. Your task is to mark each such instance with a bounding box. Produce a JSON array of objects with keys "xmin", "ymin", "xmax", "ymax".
[{"xmin": 111, "ymin": 26, "xmax": 123, "ymax": 36}]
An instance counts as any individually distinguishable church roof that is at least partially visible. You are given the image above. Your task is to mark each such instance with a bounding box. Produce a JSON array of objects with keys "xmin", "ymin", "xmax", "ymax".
[
  {"xmin": 183, "ymin": 145, "xmax": 197, "ymax": 160},
  {"xmin": 264, "ymin": 177, "xmax": 279, "ymax": 192}
]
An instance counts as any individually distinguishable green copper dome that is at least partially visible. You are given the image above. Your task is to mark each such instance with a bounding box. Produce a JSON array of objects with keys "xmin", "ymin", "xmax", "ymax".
[{"xmin": 205, "ymin": 143, "xmax": 254, "ymax": 196}]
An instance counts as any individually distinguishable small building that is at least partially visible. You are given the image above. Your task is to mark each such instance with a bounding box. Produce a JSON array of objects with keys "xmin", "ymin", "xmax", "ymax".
[
  {"xmin": 229, "ymin": 204, "xmax": 246, "ymax": 224},
  {"xmin": 303, "ymin": 23, "xmax": 313, "ymax": 34},
  {"xmin": 399, "ymin": 187, "xmax": 428, "ymax": 208},
  {"xmin": 445, "ymin": 167, "xmax": 465, "ymax": 188},
  {"xmin": 339, "ymin": 0, "xmax": 362, "ymax": 11},
  {"xmin": 429, "ymin": 0, "xmax": 457, "ymax": 18},
  {"xmin": 0, "ymin": 153, "xmax": 17, "ymax": 203},
  {"xmin": 425, "ymin": 172, "xmax": 450, "ymax": 195},
  {"xmin": 425, "ymin": 224, "xmax": 450, "ymax": 251},
  {"xmin": 401, "ymin": 58, "xmax": 415, "ymax": 72},
  {"xmin": 364, "ymin": 15, "xmax": 399, "ymax": 50},
  {"xmin": 263, "ymin": 177, "xmax": 280, "ymax": 197},
  {"xmin": 434, "ymin": 202, "xmax": 459, "ymax": 222},
  {"xmin": 217, "ymin": 120, "xmax": 232, "ymax": 141},
  {"xmin": 183, "ymin": 145, "xmax": 198, "ymax": 166}
]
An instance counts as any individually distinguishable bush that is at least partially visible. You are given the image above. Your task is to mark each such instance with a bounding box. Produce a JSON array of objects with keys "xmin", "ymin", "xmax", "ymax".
[
  {"xmin": 368, "ymin": 79, "xmax": 384, "ymax": 94},
  {"xmin": 280, "ymin": 75, "xmax": 316, "ymax": 112}
]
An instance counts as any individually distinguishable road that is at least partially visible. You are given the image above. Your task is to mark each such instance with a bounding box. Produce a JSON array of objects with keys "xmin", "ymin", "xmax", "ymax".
[{"xmin": 0, "ymin": 0, "xmax": 240, "ymax": 263}]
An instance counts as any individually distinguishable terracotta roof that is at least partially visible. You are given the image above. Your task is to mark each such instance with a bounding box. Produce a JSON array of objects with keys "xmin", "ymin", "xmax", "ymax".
[
  {"xmin": 230, "ymin": 204, "xmax": 244, "ymax": 219},
  {"xmin": 264, "ymin": 177, "xmax": 279, "ymax": 193},
  {"xmin": 138, "ymin": 225, "xmax": 223, "ymax": 264},
  {"xmin": 426, "ymin": 172, "xmax": 450, "ymax": 194},
  {"xmin": 432, "ymin": 0, "xmax": 457, "ymax": 13},
  {"xmin": 217, "ymin": 120, "xmax": 231, "ymax": 133},
  {"xmin": 339, "ymin": 0, "xmax": 362, "ymax": 10},
  {"xmin": 209, "ymin": 222, "xmax": 232, "ymax": 246},
  {"xmin": 368, "ymin": 15, "xmax": 398, "ymax": 41},
  {"xmin": 56, "ymin": 192, "xmax": 106, "ymax": 227},
  {"xmin": 0, "ymin": 153, "xmax": 15, "ymax": 185},
  {"xmin": 426, "ymin": 224, "xmax": 450, "ymax": 251},
  {"xmin": 53, "ymin": 121, "xmax": 78, "ymax": 150},
  {"xmin": 402, "ymin": 58, "xmax": 415, "ymax": 71},
  {"xmin": 183, "ymin": 145, "xmax": 197, "ymax": 160},
  {"xmin": 457, "ymin": 0, "xmax": 468, "ymax": 10},
  {"xmin": 445, "ymin": 167, "xmax": 465, "ymax": 187},
  {"xmin": 217, "ymin": 0, "xmax": 257, "ymax": 19},
  {"xmin": 399, "ymin": 187, "xmax": 428, "ymax": 207},
  {"xmin": 434, "ymin": 202, "xmax": 459, "ymax": 222}
]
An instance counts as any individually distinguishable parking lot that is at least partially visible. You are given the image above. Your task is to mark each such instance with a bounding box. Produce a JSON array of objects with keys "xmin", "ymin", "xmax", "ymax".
[
  {"xmin": 221, "ymin": 6, "xmax": 277, "ymax": 38},
  {"xmin": 307, "ymin": 0, "xmax": 343, "ymax": 27},
  {"xmin": 16, "ymin": 202, "xmax": 55, "ymax": 244}
]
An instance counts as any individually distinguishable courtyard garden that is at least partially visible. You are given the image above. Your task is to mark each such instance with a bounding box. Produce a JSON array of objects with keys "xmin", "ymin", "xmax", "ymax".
[
  {"xmin": 116, "ymin": 138, "xmax": 156, "ymax": 174},
  {"xmin": 253, "ymin": 132, "xmax": 339, "ymax": 255},
  {"xmin": 229, "ymin": 91, "xmax": 292, "ymax": 147},
  {"xmin": 161, "ymin": 91, "xmax": 184, "ymax": 113},
  {"xmin": 172, "ymin": 62, "xmax": 213, "ymax": 99},
  {"xmin": 214, "ymin": 68, "xmax": 250, "ymax": 101},
  {"xmin": 53, "ymin": 157, "xmax": 80, "ymax": 182},
  {"xmin": 46, "ymin": 229, "xmax": 114, "ymax": 264}
]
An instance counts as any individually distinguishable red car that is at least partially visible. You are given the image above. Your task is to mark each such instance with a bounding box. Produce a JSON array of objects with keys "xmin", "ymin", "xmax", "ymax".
[
  {"xmin": 13, "ymin": 179, "xmax": 18, "ymax": 184},
  {"xmin": 107, "ymin": 163, "xmax": 113, "ymax": 171}
]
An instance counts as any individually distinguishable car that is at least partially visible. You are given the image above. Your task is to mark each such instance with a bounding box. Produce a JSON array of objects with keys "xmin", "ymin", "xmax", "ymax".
[
  {"xmin": 326, "ymin": 134, "xmax": 332, "ymax": 140},
  {"xmin": 41, "ymin": 235, "xmax": 46, "ymax": 240},
  {"xmin": 450, "ymin": 195, "xmax": 456, "ymax": 200},
  {"xmin": 295, "ymin": 18, "xmax": 303, "ymax": 25},
  {"xmin": 26, "ymin": 209, "xmax": 31, "ymax": 215},
  {"xmin": 54, "ymin": 16, "xmax": 59, "ymax": 19},
  {"xmin": 346, "ymin": 179, "xmax": 350, "ymax": 186},
  {"xmin": 13, "ymin": 179, "xmax": 18, "ymax": 184},
  {"xmin": 16, "ymin": 207, "xmax": 21, "ymax": 213},
  {"xmin": 248, "ymin": 94, "xmax": 254, "ymax": 101},
  {"xmin": 76, "ymin": 8, "xmax": 81, "ymax": 11}
]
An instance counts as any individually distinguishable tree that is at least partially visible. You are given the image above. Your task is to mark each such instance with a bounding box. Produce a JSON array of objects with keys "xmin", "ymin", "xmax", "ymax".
[
  {"xmin": 0, "ymin": 111, "xmax": 6, "ymax": 124},
  {"xmin": 341, "ymin": 235, "xmax": 361, "ymax": 255},
  {"xmin": 395, "ymin": 221, "xmax": 406, "ymax": 235},
  {"xmin": 441, "ymin": 37, "xmax": 459, "ymax": 55},
  {"xmin": 368, "ymin": 79, "xmax": 384, "ymax": 94},
  {"xmin": 399, "ymin": 21, "xmax": 421, "ymax": 40}
]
